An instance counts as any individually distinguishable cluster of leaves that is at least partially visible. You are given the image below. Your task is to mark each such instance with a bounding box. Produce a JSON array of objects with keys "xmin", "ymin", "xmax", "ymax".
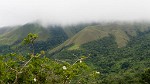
[
  {"xmin": 0, "ymin": 33, "xmax": 99, "ymax": 84},
  {"xmin": 23, "ymin": 33, "xmax": 38, "ymax": 45},
  {"xmin": 141, "ymin": 68, "xmax": 150, "ymax": 84}
]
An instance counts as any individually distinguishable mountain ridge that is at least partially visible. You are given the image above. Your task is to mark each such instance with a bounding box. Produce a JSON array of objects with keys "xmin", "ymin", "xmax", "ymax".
[{"xmin": 49, "ymin": 22, "xmax": 150, "ymax": 54}]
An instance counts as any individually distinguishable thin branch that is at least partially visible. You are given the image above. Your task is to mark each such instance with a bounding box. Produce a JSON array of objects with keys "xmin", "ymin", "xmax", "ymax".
[
  {"xmin": 5, "ymin": 63, "xmax": 17, "ymax": 72},
  {"xmin": 20, "ymin": 56, "xmax": 34, "ymax": 71},
  {"xmin": 55, "ymin": 59, "xmax": 67, "ymax": 63},
  {"xmin": 13, "ymin": 71, "xmax": 18, "ymax": 84},
  {"xmin": 72, "ymin": 59, "xmax": 80, "ymax": 65},
  {"xmin": 5, "ymin": 63, "xmax": 19, "ymax": 84},
  {"xmin": 13, "ymin": 56, "xmax": 34, "ymax": 84}
]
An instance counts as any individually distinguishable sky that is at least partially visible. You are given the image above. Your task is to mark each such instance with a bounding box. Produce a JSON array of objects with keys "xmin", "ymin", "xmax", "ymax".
[{"xmin": 0, "ymin": 0, "xmax": 150, "ymax": 27}]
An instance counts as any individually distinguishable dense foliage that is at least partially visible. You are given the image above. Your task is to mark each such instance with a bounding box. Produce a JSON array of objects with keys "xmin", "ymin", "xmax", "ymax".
[
  {"xmin": 0, "ymin": 33, "xmax": 99, "ymax": 84},
  {"xmin": 52, "ymin": 32, "xmax": 150, "ymax": 83}
]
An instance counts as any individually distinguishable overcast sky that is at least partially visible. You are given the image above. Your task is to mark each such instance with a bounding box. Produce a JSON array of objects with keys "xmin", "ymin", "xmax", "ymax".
[{"xmin": 0, "ymin": 0, "xmax": 150, "ymax": 27}]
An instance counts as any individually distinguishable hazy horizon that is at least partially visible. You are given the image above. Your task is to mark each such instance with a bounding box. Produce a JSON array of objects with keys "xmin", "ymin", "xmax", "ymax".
[{"xmin": 0, "ymin": 0, "xmax": 150, "ymax": 27}]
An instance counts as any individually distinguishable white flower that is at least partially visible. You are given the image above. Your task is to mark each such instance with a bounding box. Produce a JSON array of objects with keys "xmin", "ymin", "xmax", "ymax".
[
  {"xmin": 95, "ymin": 71, "xmax": 100, "ymax": 74},
  {"xmin": 80, "ymin": 60, "xmax": 82, "ymax": 63},
  {"xmin": 63, "ymin": 66, "xmax": 67, "ymax": 70},
  {"xmin": 34, "ymin": 78, "xmax": 37, "ymax": 82}
]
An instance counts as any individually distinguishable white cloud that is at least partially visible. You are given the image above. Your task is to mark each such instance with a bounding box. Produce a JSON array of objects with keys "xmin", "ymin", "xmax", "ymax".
[{"xmin": 0, "ymin": 0, "xmax": 150, "ymax": 27}]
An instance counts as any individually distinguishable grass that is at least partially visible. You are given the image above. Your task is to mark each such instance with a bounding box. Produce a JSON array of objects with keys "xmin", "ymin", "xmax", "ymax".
[{"xmin": 68, "ymin": 44, "xmax": 80, "ymax": 50}]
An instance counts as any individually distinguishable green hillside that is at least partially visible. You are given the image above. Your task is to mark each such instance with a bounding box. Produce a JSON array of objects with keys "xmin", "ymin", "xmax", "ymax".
[
  {"xmin": 0, "ymin": 23, "xmax": 69, "ymax": 53},
  {"xmin": 0, "ymin": 23, "xmax": 50, "ymax": 45},
  {"xmin": 49, "ymin": 22, "xmax": 150, "ymax": 54},
  {"xmin": 63, "ymin": 23, "xmax": 98, "ymax": 38},
  {"xmin": 51, "ymin": 24, "xmax": 150, "ymax": 83}
]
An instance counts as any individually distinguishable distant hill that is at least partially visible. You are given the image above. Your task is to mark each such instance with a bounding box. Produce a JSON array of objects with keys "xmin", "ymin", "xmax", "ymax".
[
  {"xmin": 50, "ymin": 22, "xmax": 150, "ymax": 83},
  {"xmin": 49, "ymin": 22, "xmax": 150, "ymax": 54},
  {"xmin": 0, "ymin": 22, "xmax": 94, "ymax": 53},
  {"xmin": 0, "ymin": 23, "xmax": 68, "ymax": 53},
  {"xmin": 1, "ymin": 22, "xmax": 150, "ymax": 54},
  {"xmin": 0, "ymin": 23, "xmax": 49, "ymax": 45}
]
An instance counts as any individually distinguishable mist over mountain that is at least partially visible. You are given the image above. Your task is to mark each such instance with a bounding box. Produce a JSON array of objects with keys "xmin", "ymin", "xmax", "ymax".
[
  {"xmin": 0, "ymin": 0, "xmax": 150, "ymax": 83},
  {"xmin": 1, "ymin": 0, "xmax": 150, "ymax": 27}
]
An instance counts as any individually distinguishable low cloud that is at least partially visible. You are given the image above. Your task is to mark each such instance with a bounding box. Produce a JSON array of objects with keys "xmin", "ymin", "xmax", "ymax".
[{"xmin": 0, "ymin": 0, "xmax": 150, "ymax": 27}]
